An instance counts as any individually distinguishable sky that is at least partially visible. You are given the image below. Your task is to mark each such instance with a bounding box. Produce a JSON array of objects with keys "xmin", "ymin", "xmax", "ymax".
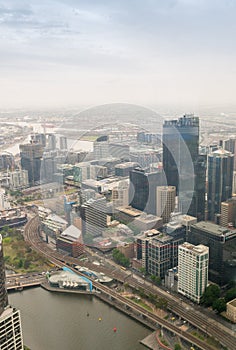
[{"xmin": 0, "ymin": 0, "xmax": 236, "ymax": 109}]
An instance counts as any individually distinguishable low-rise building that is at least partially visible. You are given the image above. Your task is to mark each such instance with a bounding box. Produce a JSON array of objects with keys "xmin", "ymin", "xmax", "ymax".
[
  {"xmin": 115, "ymin": 206, "xmax": 163, "ymax": 231},
  {"xmin": 117, "ymin": 242, "xmax": 135, "ymax": 259},
  {"xmin": 48, "ymin": 269, "xmax": 92, "ymax": 291},
  {"xmin": 56, "ymin": 225, "xmax": 84, "ymax": 257},
  {"xmin": 133, "ymin": 213, "xmax": 163, "ymax": 231},
  {"xmin": 226, "ymin": 298, "xmax": 236, "ymax": 323},
  {"xmin": 41, "ymin": 213, "xmax": 68, "ymax": 245}
]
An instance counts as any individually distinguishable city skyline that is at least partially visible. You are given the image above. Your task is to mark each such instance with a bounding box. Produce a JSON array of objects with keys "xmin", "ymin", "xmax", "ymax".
[
  {"xmin": 0, "ymin": 1, "xmax": 236, "ymax": 109},
  {"xmin": 0, "ymin": 1, "xmax": 236, "ymax": 349}
]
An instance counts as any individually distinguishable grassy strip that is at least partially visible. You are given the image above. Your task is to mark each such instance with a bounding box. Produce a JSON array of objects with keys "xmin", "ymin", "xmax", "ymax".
[
  {"xmin": 3, "ymin": 233, "xmax": 53, "ymax": 273},
  {"xmin": 126, "ymin": 296, "xmax": 153, "ymax": 311}
]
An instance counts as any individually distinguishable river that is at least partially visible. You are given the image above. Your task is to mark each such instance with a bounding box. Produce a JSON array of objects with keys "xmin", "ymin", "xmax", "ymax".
[{"xmin": 9, "ymin": 288, "xmax": 151, "ymax": 350}]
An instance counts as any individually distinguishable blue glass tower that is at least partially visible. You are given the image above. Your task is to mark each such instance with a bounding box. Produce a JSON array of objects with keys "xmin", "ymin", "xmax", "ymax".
[
  {"xmin": 163, "ymin": 114, "xmax": 206, "ymax": 221},
  {"xmin": 207, "ymin": 149, "xmax": 234, "ymax": 221}
]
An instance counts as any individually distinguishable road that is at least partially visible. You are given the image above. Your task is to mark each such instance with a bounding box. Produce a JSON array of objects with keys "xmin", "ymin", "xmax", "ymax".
[{"xmin": 6, "ymin": 272, "xmax": 46, "ymax": 290}]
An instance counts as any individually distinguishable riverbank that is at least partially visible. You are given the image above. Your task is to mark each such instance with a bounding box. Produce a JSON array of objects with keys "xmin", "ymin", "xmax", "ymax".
[{"xmin": 9, "ymin": 287, "xmax": 150, "ymax": 350}]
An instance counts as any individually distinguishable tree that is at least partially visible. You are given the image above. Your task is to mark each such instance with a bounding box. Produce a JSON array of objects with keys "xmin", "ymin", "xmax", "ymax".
[
  {"xmin": 228, "ymin": 280, "xmax": 236, "ymax": 289},
  {"xmin": 174, "ymin": 344, "xmax": 182, "ymax": 350},
  {"xmin": 201, "ymin": 284, "xmax": 220, "ymax": 307},
  {"xmin": 225, "ymin": 288, "xmax": 236, "ymax": 302},
  {"xmin": 212, "ymin": 298, "xmax": 226, "ymax": 313},
  {"xmin": 112, "ymin": 249, "xmax": 130, "ymax": 267},
  {"xmin": 139, "ymin": 267, "xmax": 146, "ymax": 275},
  {"xmin": 150, "ymin": 274, "xmax": 161, "ymax": 285}
]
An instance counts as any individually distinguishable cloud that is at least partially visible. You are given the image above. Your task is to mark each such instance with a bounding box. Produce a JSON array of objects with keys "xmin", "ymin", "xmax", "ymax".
[{"xmin": 0, "ymin": 0, "xmax": 235, "ymax": 108}]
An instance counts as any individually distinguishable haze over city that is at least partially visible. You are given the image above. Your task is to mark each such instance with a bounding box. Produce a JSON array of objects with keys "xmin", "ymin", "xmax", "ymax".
[{"xmin": 0, "ymin": 0, "xmax": 236, "ymax": 109}]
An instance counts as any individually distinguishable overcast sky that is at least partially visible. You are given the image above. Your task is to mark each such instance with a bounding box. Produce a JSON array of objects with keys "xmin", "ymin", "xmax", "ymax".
[{"xmin": 0, "ymin": 0, "xmax": 236, "ymax": 109}]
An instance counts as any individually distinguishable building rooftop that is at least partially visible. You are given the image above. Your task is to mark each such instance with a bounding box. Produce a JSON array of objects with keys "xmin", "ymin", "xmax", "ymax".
[
  {"xmin": 137, "ymin": 229, "xmax": 173, "ymax": 243},
  {"xmin": 117, "ymin": 206, "xmax": 142, "ymax": 217},
  {"xmin": 115, "ymin": 162, "xmax": 137, "ymax": 169},
  {"xmin": 49, "ymin": 270, "xmax": 89, "ymax": 285},
  {"xmin": 191, "ymin": 221, "xmax": 236, "ymax": 236},
  {"xmin": 212, "ymin": 149, "xmax": 232, "ymax": 157},
  {"xmin": 46, "ymin": 214, "xmax": 68, "ymax": 225},
  {"xmin": 61, "ymin": 225, "xmax": 82, "ymax": 241},
  {"xmin": 180, "ymin": 242, "xmax": 209, "ymax": 254},
  {"xmin": 136, "ymin": 213, "xmax": 162, "ymax": 223},
  {"xmin": 228, "ymin": 298, "xmax": 236, "ymax": 308}
]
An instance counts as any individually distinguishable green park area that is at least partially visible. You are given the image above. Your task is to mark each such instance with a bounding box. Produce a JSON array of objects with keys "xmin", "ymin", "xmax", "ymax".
[
  {"xmin": 2, "ymin": 229, "xmax": 52, "ymax": 273},
  {"xmin": 80, "ymin": 135, "xmax": 98, "ymax": 141}
]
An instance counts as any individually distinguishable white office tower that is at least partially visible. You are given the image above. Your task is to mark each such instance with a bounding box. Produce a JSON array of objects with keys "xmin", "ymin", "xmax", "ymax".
[{"xmin": 178, "ymin": 242, "xmax": 209, "ymax": 304}]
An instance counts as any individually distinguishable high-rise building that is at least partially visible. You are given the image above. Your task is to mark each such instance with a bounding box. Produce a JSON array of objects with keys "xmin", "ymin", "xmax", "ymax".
[
  {"xmin": 223, "ymin": 137, "xmax": 236, "ymax": 153},
  {"xmin": 59, "ymin": 136, "xmax": 68, "ymax": 151},
  {"xmin": 233, "ymin": 171, "xmax": 236, "ymax": 195},
  {"xmin": 156, "ymin": 186, "xmax": 176, "ymax": 223},
  {"xmin": 47, "ymin": 134, "xmax": 57, "ymax": 150},
  {"xmin": 129, "ymin": 168, "xmax": 165, "ymax": 215},
  {"xmin": 223, "ymin": 137, "xmax": 236, "ymax": 170},
  {"xmin": 207, "ymin": 149, "xmax": 234, "ymax": 221},
  {"xmin": 163, "ymin": 114, "xmax": 199, "ymax": 191},
  {"xmin": 0, "ymin": 235, "xmax": 24, "ymax": 349},
  {"xmin": 130, "ymin": 150, "xmax": 159, "ymax": 169},
  {"xmin": 108, "ymin": 143, "xmax": 130, "ymax": 160},
  {"xmin": 135, "ymin": 229, "xmax": 184, "ymax": 278},
  {"xmin": 187, "ymin": 221, "xmax": 236, "ymax": 285},
  {"xmin": 40, "ymin": 152, "xmax": 59, "ymax": 183},
  {"xmin": 0, "ymin": 153, "xmax": 15, "ymax": 171},
  {"xmin": 115, "ymin": 162, "xmax": 138, "ymax": 177},
  {"xmin": 20, "ymin": 142, "xmax": 44, "ymax": 185},
  {"xmin": 93, "ymin": 136, "xmax": 109, "ymax": 160},
  {"xmin": 220, "ymin": 198, "xmax": 236, "ymax": 227},
  {"xmin": 80, "ymin": 197, "xmax": 107, "ymax": 238},
  {"xmin": 178, "ymin": 242, "xmax": 209, "ymax": 304},
  {"xmin": 9, "ymin": 170, "xmax": 29, "ymax": 190},
  {"xmin": 137, "ymin": 132, "xmax": 161, "ymax": 145},
  {"xmin": 163, "ymin": 114, "xmax": 206, "ymax": 221},
  {"xmin": 31, "ymin": 133, "xmax": 46, "ymax": 147},
  {"xmin": 112, "ymin": 180, "xmax": 129, "ymax": 209}
]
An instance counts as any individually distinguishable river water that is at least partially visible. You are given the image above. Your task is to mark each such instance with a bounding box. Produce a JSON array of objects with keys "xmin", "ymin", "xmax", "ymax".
[{"xmin": 9, "ymin": 288, "xmax": 151, "ymax": 350}]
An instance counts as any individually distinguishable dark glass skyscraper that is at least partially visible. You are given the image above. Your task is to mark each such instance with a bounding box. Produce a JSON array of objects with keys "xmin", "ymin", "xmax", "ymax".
[
  {"xmin": 207, "ymin": 149, "xmax": 234, "ymax": 221},
  {"xmin": 163, "ymin": 114, "xmax": 206, "ymax": 221},
  {"xmin": 129, "ymin": 168, "xmax": 165, "ymax": 215},
  {"xmin": 20, "ymin": 142, "xmax": 44, "ymax": 185}
]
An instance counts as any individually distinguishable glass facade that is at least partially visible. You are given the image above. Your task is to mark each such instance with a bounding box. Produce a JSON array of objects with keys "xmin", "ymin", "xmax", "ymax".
[
  {"xmin": 129, "ymin": 169, "xmax": 165, "ymax": 215},
  {"xmin": 163, "ymin": 115, "xmax": 206, "ymax": 220},
  {"xmin": 188, "ymin": 222, "xmax": 236, "ymax": 285},
  {"xmin": 207, "ymin": 150, "xmax": 234, "ymax": 221}
]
